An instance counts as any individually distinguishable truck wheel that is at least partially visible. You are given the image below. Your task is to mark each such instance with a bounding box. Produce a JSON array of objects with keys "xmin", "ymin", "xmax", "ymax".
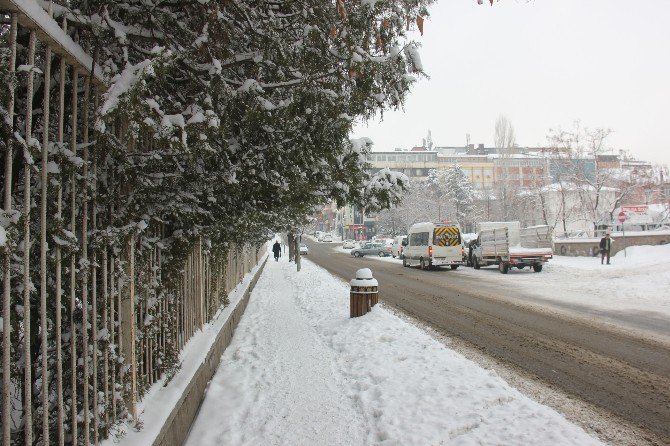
[
  {"xmin": 354, "ymin": 252, "xmax": 361, "ymax": 257},
  {"xmin": 533, "ymin": 264, "xmax": 543, "ymax": 272},
  {"xmin": 473, "ymin": 257, "xmax": 480, "ymax": 270},
  {"xmin": 450, "ymin": 265, "xmax": 459, "ymax": 270},
  {"xmin": 499, "ymin": 262, "xmax": 509, "ymax": 274}
]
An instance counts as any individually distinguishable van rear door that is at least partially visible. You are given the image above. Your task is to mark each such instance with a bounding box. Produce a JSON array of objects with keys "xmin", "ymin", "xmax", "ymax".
[{"xmin": 432, "ymin": 226, "xmax": 463, "ymax": 263}]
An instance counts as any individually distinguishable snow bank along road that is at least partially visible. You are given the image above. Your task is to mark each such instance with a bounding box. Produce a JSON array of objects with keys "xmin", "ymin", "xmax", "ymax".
[{"xmin": 305, "ymin": 241, "xmax": 670, "ymax": 442}]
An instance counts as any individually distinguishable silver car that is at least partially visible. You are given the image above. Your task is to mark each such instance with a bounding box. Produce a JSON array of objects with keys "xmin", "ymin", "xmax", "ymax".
[{"xmin": 350, "ymin": 242, "xmax": 391, "ymax": 257}]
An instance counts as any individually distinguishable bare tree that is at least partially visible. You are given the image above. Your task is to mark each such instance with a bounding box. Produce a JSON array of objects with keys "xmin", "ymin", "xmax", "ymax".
[
  {"xmin": 547, "ymin": 123, "xmax": 621, "ymax": 231},
  {"xmin": 494, "ymin": 114, "xmax": 516, "ymax": 155},
  {"xmin": 375, "ymin": 207, "xmax": 408, "ymax": 236}
]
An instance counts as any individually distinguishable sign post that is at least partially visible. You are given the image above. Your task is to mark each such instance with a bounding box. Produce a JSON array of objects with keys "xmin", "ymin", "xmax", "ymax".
[{"xmin": 618, "ymin": 211, "xmax": 627, "ymax": 258}]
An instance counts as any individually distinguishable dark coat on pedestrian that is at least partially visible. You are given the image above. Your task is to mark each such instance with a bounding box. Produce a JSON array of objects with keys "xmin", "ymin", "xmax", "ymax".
[
  {"xmin": 599, "ymin": 236, "xmax": 611, "ymax": 252},
  {"xmin": 272, "ymin": 241, "xmax": 281, "ymax": 257},
  {"xmin": 599, "ymin": 234, "xmax": 612, "ymax": 264}
]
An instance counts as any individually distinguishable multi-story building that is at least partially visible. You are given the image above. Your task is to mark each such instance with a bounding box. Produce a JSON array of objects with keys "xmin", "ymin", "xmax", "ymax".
[
  {"xmin": 493, "ymin": 156, "xmax": 549, "ymax": 189},
  {"xmin": 367, "ymin": 149, "xmax": 438, "ymax": 181},
  {"xmin": 367, "ymin": 146, "xmax": 549, "ymax": 190}
]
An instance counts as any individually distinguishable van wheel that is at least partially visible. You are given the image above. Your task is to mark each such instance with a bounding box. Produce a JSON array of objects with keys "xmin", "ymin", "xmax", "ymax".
[
  {"xmin": 403, "ymin": 258, "xmax": 408, "ymax": 267},
  {"xmin": 533, "ymin": 264, "xmax": 543, "ymax": 272},
  {"xmin": 420, "ymin": 258, "xmax": 427, "ymax": 270},
  {"xmin": 499, "ymin": 262, "xmax": 509, "ymax": 274},
  {"xmin": 450, "ymin": 265, "xmax": 459, "ymax": 270},
  {"xmin": 473, "ymin": 257, "xmax": 480, "ymax": 270}
]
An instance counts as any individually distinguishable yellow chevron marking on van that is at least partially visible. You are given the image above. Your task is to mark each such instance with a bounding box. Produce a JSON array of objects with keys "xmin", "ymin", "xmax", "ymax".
[{"xmin": 433, "ymin": 227, "xmax": 460, "ymax": 246}]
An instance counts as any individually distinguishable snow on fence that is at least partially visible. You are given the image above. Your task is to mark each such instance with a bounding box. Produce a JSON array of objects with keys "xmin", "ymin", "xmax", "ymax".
[{"xmin": 0, "ymin": 4, "xmax": 263, "ymax": 445}]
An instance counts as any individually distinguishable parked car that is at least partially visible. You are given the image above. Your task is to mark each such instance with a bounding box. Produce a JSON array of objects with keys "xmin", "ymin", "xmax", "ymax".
[
  {"xmin": 391, "ymin": 235, "xmax": 407, "ymax": 258},
  {"xmin": 322, "ymin": 233, "xmax": 333, "ymax": 242},
  {"xmin": 299, "ymin": 243, "xmax": 309, "ymax": 255},
  {"xmin": 350, "ymin": 242, "xmax": 391, "ymax": 257},
  {"xmin": 342, "ymin": 239, "xmax": 356, "ymax": 249}
]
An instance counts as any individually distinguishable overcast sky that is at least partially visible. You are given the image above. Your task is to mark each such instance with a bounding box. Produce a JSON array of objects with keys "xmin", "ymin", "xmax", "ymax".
[{"xmin": 352, "ymin": 0, "xmax": 670, "ymax": 167}]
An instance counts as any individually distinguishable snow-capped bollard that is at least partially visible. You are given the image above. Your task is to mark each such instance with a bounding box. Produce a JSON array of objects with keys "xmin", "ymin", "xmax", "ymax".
[{"xmin": 350, "ymin": 268, "xmax": 378, "ymax": 318}]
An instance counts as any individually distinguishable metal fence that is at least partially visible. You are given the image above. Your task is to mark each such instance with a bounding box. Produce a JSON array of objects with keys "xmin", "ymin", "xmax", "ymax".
[{"xmin": 1, "ymin": 3, "xmax": 264, "ymax": 445}]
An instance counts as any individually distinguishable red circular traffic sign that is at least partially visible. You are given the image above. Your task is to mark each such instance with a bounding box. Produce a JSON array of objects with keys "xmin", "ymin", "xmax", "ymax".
[{"xmin": 618, "ymin": 211, "xmax": 626, "ymax": 223}]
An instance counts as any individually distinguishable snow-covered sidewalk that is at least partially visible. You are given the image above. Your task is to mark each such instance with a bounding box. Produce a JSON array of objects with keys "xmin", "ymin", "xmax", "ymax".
[{"xmin": 185, "ymin": 251, "xmax": 602, "ymax": 445}]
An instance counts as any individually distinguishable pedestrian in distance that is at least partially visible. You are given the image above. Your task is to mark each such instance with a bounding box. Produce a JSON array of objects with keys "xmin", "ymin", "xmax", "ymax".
[
  {"xmin": 272, "ymin": 240, "xmax": 282, "ymax": 262},
  {"xmin": 599, "ymin": 233, "xmax": 613, "ymax": 265}
]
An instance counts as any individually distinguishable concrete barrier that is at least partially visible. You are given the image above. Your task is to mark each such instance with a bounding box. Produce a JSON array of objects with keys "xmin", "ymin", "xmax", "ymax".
[
  {"xmin": 554, "ymin": 232, "xmax": 670, "ymax": 257},
  {"xmin": 152, "ymin": 256, "xmax": 268, "ymax": 446}
]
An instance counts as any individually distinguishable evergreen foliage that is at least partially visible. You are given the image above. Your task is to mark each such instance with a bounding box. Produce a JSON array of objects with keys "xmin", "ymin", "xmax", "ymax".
[{"xmin": 0, "ymin": 1, "xmax": 434, "ymax": 443}]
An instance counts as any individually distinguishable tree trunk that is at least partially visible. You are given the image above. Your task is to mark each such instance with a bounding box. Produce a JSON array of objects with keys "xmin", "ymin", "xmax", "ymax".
[{"xmin": 287, "ymin": 233, "xmax": 295, "ymax": 262}]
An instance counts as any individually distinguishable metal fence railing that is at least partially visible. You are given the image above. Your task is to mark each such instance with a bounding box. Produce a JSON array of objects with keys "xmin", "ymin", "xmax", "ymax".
[{"xmin": 0, "ymin": 3, "xmax": 264, "ymax": 445}]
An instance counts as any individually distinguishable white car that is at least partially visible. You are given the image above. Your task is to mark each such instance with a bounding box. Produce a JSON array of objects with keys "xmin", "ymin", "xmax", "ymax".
[
  {"xmin": 322, "ymin": 234, "xmax": 333, "ymax": 242},
  {"xmin": 342, "ymin": 239, "xmax": 356, "ymax": 249},
  {"xmin": 299, "ymin": 243, "xmax": 309, "ymax": 255},
  {"xmin": 391, "ymin": 235, "xmax": 407, "ymax": 258}
]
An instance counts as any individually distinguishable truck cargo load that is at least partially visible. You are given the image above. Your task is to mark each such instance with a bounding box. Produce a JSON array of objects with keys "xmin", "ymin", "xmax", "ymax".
[{"xmin": 471, "ymin": 222, "xmax": 553, "ymax": 274}]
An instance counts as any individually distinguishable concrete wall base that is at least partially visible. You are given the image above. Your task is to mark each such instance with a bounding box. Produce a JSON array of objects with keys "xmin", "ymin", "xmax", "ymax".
[{"xmin": 554, "ymin": 233, "xmax": 669, "ymax": 257}]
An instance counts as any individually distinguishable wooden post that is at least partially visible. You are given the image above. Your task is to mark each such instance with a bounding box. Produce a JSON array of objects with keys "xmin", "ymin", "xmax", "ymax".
[
  {"xmin": 39, "ymin": 32, "xmax": 52, "ymax": 446},
  {"xmin": 22, "ymin": 30, "xmax": 37, "ymax": 446},
  {"xmin": 55, "ymin": 19, "xmax": 67, "ymax": 445},
  {"xmin": 1, "ymin": 14, "xmax": 17, "ymax": 446},
  {"xmin": 110, "ymin": 252, "xmax": 117, "ymax": 421},
  {"xmin": 69, "ymin": 66, "xmax": 79, "ymax": 446},
  {"xmin": 81, "ymin": 63, "xmax": 91, "ymax": 446},
  {"xmin": 101, "ymin": 247, "xmax": 109, "ymax": 431},
  {"xmin": 349, "ymin": 269, "xmax": 378, "ymax": 318},
  {"xmin": 121, "ymin": 236, "xmax": 137, "ymax": 421}
]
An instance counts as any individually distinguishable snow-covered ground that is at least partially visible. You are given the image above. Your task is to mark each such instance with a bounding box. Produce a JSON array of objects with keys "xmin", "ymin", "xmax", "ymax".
[
  {"xmin": 332, "ymin": 242, "xmax": 670, "ymax": 337},
  {"xmin": 185, "ymin": 246, "xmax": 603, "ymax": 446}
]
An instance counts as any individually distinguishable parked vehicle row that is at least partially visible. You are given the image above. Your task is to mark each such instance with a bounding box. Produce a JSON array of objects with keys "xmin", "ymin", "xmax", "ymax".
[{"xmin": 343, "ymin": 221, "xmax": 553, "ymax": 275}]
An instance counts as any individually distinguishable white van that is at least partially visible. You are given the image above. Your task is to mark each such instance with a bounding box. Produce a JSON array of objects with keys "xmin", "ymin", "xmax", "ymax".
[
  {"xmin": 402, "ymin": 222, "xmax": 465, "ymax": 270},
  {"xmin": 391, "ymin": 235, "xmax": 407, "ymax": 258}
]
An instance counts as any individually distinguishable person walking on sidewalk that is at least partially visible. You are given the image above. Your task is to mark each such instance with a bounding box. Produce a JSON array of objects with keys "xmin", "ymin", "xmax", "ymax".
[
  {"xmin": 272, "ymin": 240, "xmax": 282, "ymax": 262},
  {"xmin": 599, "ymin": 233, "xmax": 613, "ymax": 265}
]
